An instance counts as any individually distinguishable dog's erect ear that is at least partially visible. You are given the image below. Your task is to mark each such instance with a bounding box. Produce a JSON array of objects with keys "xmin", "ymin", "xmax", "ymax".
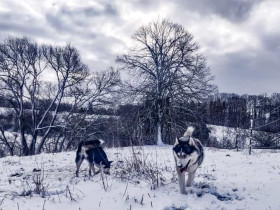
[
  {"xmin": 174, "ymin": 137, "xmax": 179, "ymax": 145},
  {"xmin": 99, "ymin": 139, "xmax": 105, "ymax": 146},
  {"xmin": 189, "ymin": 137, "xmax": 195, "ymax": 146}
]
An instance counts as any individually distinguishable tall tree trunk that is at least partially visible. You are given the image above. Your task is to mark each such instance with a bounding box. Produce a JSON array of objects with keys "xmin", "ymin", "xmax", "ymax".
[
  {"xmin": 29, "ymin": 133, "xmax": 37, "ymax": 155},
  {"xmin": 157, "ymin": 122, "xmax": 163, "ymax": 145},
  {"xmin": 157, "ymin": 103, "xmax": 163, "ymax": 145},
  {"xmin": 19, "ymin": 118, "xmax": 29, "ymax": 156}
]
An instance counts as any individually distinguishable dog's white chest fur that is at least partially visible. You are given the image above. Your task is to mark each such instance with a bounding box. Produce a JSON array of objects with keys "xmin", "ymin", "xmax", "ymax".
[{"xmin": 174, "ymin": 150, "xmax": 200, "ymax": 173}]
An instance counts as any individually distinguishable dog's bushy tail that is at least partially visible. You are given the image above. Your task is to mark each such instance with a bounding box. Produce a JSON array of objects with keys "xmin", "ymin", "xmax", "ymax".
[
  {"xmin": 93, "ymin": 139, "xmax": 104, "ymax": 147},
  {"xmin": 85, "ymin": 139, "xmax": 105, "ymax": 149},
  {"xmin": 183, "ymin": 126, "xmax": 195, "ymax": 138}
]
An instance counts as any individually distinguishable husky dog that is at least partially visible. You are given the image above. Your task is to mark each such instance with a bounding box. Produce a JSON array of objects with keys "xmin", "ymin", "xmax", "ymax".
[
  {"xmin": 173, "ymin": 126, "xmax": 204, "ymax": 194},
  {"xmin": 75, "ymin": 139, "xmax": 113, "ymax": 177}
]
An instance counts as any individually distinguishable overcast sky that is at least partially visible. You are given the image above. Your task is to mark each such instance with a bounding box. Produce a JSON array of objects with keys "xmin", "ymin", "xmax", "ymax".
[{"xmin": 0, "ymin": 0, "xmax": 279, "ymax": 95}]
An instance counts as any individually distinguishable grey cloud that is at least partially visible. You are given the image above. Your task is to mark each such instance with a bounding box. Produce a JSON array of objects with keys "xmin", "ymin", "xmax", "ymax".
[
  {"xmin": 45, "ymin": 10, "xmax": 97, "ymax": 37},
  {"xmin": 45, "ymin": 4, "xmax": 120, "ymax": 34},
  {"xmin": 210, "ymin": 50, "xmax": 280, "ymax": 94},
  {"xmin": 45, "ymin": 14, "xmax": 122, "ymax": 71},
  {"xmin": 131, "ymin": 0, "xmax": 160, "ymax": 11},
  {"xmin": 260, "ymin": 33, "xmax": 280, "ymax": 53},
  {"xmin": 60, "ymin": 4, "xmax": 118, "ymax": 17},
  {"xmin": 0, "ymin": 13, "xmax": 14, "ymax": 21},
  {"xmin": 78, "ymin": 34, "xmax": 125, "ymax": 70},
  {"xmin": 45, "ymin": 13, "xmax": 67, "ymax": 31},
  {"xmin": 0, "ymin": 13, "xmax": 54, "ymax": 41},
  {"xmin": 103, "ymin": 4, "xmax": 118, "ymax": 16},
  {"xmin": 0, "ymin": 1, "xmax": 122, "ymax": 73},
  {"xmin": 40, "ymin": 2, "xmax": 124, "ymax": 73},
  {"xmin": 177, "ymin": 0, "xmax": 264, "ymax": 22}
]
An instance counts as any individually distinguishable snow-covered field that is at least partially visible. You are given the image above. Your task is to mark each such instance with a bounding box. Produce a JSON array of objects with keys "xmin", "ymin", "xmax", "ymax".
[{"xmin": 0, "ymin": 146, "xmax": 280, "ymax": 210}]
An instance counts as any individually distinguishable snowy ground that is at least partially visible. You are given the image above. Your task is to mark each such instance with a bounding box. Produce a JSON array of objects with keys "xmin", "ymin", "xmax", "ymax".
[{"xmin": 0, "ymin": 146, "xmax": 280, "ymax": 210}]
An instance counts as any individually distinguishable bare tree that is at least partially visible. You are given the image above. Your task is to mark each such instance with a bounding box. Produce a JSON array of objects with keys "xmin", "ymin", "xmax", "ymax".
[
  {"xmin": 0, "ymin": 37, "xmax": 44, "ymax": 155},
  {"xmin": 35, "ymin": 44, "xmax": 88, "ymax": 154},
  {"xmin": 0, "ymin": 37, "xmax": 88, "ymax": 155},
  {"xmin": 117, "ymin": 20, "xmax": 216, "ymax": 145},
  {"xmin": 51, "ymin": 69, "xmax": 121, "ymax": 152}
]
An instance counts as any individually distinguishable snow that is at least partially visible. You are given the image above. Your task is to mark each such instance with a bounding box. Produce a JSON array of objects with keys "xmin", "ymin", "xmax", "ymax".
[
  {"xmin": 0, "ymin": 146, "xmax": 280, "ymax": 210},
  {"xmin": 208, "ymin": 125, "xmax": 236, "ymax": 142}
]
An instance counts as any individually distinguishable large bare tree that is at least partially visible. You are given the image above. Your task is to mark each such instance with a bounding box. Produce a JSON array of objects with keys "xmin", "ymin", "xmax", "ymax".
[{"xmin": 117, "ymin": 20, "xmax": 216, "ymax": 145}]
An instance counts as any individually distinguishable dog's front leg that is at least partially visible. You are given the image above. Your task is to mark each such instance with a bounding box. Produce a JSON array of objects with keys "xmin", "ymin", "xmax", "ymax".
[
  {"xmin": 88, "ymin": 162, "xmax": 93, "ymax": 176},
  {"xmin": 176, "ymin": 168, "xmax": 186, "ymax": 194},
  {"xmin": 186, "ymin": 171, "xmax": 196, "ymax": 187}
]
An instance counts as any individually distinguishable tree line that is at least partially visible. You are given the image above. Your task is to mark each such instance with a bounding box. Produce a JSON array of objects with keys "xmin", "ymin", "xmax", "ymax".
[{"xmin": 208, "ymin": 93, "xmax": 280, "ymax": 133}]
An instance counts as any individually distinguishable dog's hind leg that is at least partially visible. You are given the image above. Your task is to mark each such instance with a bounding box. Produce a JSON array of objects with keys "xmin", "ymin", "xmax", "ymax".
[
  {"xmin": 75, "ymin": 156, "xmax": 84, "ymax": 177},
  {"xmin": 186, "ymin": 170, "xmax": 196, "ymax": 187},
  {"xmin": 177, "ymin": 169, "xmax": 186, "ymax": 194},
  {"xmin": 75, "ymin": 154, "xmax": 85, "ymax": 177}
]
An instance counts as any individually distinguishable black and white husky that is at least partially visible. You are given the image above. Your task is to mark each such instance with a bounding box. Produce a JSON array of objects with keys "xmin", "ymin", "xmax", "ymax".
[
  {"xmin": 75, "ymin": 139, "xmax": 113, "ymax": 177},
  {"xmin": 173, "ymin": 126, "xmax": 204, "ymax": 194}
]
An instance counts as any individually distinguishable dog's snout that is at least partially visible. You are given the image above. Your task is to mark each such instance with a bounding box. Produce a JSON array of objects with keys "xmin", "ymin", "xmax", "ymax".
[{"xmin": 177, "ymin": 163, "xmax": 183, "ymax": 168}]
